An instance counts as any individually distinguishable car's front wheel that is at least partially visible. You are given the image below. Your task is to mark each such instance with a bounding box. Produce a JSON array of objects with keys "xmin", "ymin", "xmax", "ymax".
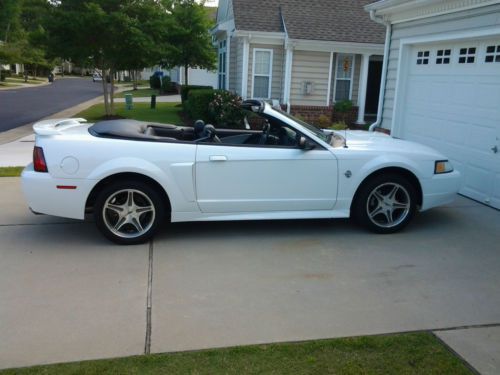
[
  {"xmin": 353, "ymin": 174, "xmax": 417, "ymax": 234},
  {"xmin": 94, "ymin": 181, "xmax": 165, "ymax": 245}
]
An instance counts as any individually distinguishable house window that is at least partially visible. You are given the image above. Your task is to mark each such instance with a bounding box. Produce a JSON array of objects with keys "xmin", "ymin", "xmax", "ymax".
[
  {"xmin": 334, "ymin": 54, "xmax": 354, "ymax": 101},
  {"xmin": 218, "ymin": 40, "xmax": 226, "ymax": 89},
  {"xmin": 436, "ymin": 49, "xmax": 451, "ymax": 64},
  {"xmin": 458, "ymin": 47, "xmax": 476, "ymax": 64},
  {"xmin": 485, "ymin": 45, "xmax": 500, "ymax": 63},
  {"xmin": 252, "ymin": 49, "xmax": 273, "ymax": 99}
]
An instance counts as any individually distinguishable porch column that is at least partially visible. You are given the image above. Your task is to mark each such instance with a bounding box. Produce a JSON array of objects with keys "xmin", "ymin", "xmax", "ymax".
[
  {"xmin": 283, "ymin": 42, "xmax": 294, "ymax": 110},
  {"xmin": 356, "ymin": 53, "xmax": 371, "ymax": 124},
  {"xmin": 241, "ymin": 37, "xmax": 250, "ymax": 99}
]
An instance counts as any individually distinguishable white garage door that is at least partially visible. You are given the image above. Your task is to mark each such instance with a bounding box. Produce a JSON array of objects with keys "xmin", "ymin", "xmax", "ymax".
[{"xmin": 401, "ymin": 39, "xmax": 500, "ymax": 209}]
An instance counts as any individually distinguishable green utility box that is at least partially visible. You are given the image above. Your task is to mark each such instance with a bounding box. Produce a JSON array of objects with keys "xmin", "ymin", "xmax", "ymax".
[{"xmin": 125, "ymin": 93, "xmax": 133, "ymax": 110}]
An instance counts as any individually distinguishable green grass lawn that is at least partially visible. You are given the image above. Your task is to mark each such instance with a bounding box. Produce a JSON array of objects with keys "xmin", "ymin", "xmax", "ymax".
[
  {"xmin": 6, "ymin": 77, "xmax": 45, "ymax": 85},
  {"xmin": 0, "ymin": 82, "xmax": 22, "ymax": 87},
  {"xmin": 74, "ymin": 102, "xmax": 183, "ymax": 125},
  {"xmin": 0, "ymin": 167, "xmax": 24, "ymax": 177},
  {"xmin": 114, "ymin": 88, "xmax": 159, "ymax": 98},
  {"xmin": 0, "ymin": 333, "xmax": 472, "ymax": 375}
]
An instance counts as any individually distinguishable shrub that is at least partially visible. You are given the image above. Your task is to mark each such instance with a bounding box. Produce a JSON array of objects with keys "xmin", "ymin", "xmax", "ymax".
[
  {"xmin": 161, "ymin": 75, "xmax": 171, "ymax": 93},
  {"xmin": 208, "ymin": 91, "xmax": 244, "ymax": 128},
  {"xmin": 181, "ymin": 85, "xmax": 213, "ymax": 104},
  {"xmin": 317, "ymin": 114, "xmax": 332, "ymax": 128},
  {"xmin": 334, "ymin": 100, "xmax": 353, "ymax": 113},
  {"xmin": 0, "ymin": 70, "xmax": 8, "ymax": 82},
  {"xmin": 149, "ymin": 75, "xmax": 161, "ymax": 89},
  {"xmin": 185, "ymin": 89, "xmax": 218, "ymax": 121},
  {"xmin": 329, "ymin": 122, "xmax": 347, "ymax": 130},
  {"xmin": 334, "ymin": 100, "xmax": 353, "ymax": 123}
]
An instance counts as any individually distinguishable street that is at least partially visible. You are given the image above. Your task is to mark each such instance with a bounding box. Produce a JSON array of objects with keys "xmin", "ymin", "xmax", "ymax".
[{"xmin": 0, "ymin": 78, "xmax": 103, "ymax": 133}]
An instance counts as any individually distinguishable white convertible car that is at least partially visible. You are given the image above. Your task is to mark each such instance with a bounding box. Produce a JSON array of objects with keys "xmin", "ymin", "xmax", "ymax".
[{"xmin": 22, "ymin": 100, "xmax": 461, "ymax": 244}]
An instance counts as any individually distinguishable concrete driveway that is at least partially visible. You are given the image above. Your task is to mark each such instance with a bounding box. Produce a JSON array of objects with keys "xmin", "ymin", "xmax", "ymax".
[{"xmin": 1, "ymin": 177, "xmax": 499, "ymax": 373}]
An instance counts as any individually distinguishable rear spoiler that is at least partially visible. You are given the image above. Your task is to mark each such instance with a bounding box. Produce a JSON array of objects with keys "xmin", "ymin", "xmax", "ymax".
[{"xmin": 33, "ymin": 118, "xmax": 87, "ymax": 135}]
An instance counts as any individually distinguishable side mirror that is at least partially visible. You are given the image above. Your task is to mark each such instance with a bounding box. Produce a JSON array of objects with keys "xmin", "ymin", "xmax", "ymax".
[{"xmin": 298, "ymin": 136, "xmax": 316, "ymax": 150}]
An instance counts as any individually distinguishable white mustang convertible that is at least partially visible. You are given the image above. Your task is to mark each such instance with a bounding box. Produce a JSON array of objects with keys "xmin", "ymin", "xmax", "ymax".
[{"xmin": 22, "ymin": 100, "xmax": 461, "ymax": 244}]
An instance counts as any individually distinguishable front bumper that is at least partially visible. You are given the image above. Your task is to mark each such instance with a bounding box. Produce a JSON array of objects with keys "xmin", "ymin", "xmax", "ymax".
[
  {"xmin": 420, "ymin": 170, "xmax": 462, "ymax": 211},
  {"xmin": 21, "ymin": 164, "xmax": 96, "ymax": 220}
]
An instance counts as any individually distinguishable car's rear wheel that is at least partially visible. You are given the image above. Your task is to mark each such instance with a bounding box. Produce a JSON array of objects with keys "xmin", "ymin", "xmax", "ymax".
[
  {"xmin": 353, "ymin": 174, "xmax": 417, "ymax": 234},
  {"xmin": 94, "ymin": 181, "xmax": 165, "ymax": 245}
]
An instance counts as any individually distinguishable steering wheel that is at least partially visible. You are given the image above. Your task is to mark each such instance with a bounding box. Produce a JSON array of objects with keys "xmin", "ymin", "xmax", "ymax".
[{"xmin": 258, "ymin": 122, "xmax": 271, "ymax": 145}]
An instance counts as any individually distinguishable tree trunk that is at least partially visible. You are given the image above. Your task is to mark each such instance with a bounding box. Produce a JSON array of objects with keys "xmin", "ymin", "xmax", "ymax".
[
  {"xmin": 109, "ymin": 69, "xmax": 115, "ymax": 115},
  {"xmin": 101, "ymin": 69, "xmax": 110, "ymax": 116},
  {"xmin": 184, "ymin": 66, "xmax": 188, "ymax": 86},
  {"xmin": 132, "ymin": 70, "xmax": 138, "ymax": 91}
]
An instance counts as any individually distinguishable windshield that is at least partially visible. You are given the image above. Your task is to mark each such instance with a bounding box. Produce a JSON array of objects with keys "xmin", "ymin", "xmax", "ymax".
[{"xmin": 274, "ymin": 109, "xmax": 328, "ymax": 142}]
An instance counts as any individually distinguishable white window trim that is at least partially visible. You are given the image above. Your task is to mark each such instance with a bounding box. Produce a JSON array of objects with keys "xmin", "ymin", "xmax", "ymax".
[
  {"xmin": 218, "ymin": 39, "xmax": 227, "ymax": 90},
  {"xmin": 251, "ymin": 48, "xmax": 273, "ymax": 99},
  {"xmin": 332, "ymin": 53, "xmax": 355, "ymax": 103}
]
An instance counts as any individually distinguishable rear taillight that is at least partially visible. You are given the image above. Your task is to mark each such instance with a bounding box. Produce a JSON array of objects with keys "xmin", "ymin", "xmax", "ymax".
[{"xmin": 33, "ymin": 146, "xmax": 48, "ymax": 172}]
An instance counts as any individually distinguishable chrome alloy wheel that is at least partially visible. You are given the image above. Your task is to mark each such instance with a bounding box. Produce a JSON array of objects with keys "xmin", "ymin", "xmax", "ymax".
[
  {"xmin": 102, "ymin": 189, "xmax": 156, "ymax": 239},
  {"xmin": 366, "ymin": 183, "xmax": 411, "ymax": 228}
]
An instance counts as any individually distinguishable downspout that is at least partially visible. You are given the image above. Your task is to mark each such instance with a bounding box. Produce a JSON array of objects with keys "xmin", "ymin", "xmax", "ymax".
[
  {"xmin": 280, "ymin": 7, "xmax": 291, "ymax": 113},
  {"xmin": 369, "ymin": 10, "xmax": 392, "ymax": 132}
]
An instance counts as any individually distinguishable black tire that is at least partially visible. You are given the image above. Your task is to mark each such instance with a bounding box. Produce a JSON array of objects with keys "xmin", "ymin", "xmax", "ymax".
[
  {"xmin": 352, "ymin": 173, "xmax": 417, "ymax": 234},
  {"xmin": 94, "ymin": 180, "xmax": 166, "ymax": 245}
]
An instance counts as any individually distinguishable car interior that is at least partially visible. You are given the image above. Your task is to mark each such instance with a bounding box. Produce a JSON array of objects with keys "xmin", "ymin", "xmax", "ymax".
[{"xmin": 89, "ymin": 111, "xmax": 309, "ymax": 148}]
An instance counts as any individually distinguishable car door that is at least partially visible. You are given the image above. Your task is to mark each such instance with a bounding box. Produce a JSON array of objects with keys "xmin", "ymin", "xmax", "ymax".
[{"xmin": 195, "ymin": 130, "xmax": 338, "ymax": 213}]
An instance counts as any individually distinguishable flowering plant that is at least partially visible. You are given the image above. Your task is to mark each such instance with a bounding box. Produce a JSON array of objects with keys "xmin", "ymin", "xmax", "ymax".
[{"xmin": 208, "ymin": 91, "xmax": 245, "ymax": 128}]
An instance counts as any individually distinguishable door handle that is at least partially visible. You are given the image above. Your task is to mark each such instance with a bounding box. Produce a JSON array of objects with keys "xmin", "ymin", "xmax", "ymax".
[
  {"xmin": 492, "ymin": 145, "xmax": 498, "ymax": 154},
  {"xmin": 209, "ymin": 155, "xmax": 227, "ymax": 161}
]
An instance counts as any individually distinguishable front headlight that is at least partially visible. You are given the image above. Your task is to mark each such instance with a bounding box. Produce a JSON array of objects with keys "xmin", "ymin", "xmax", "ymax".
[{"xmin": 435, "ymin": 160, "xmax": 453, "ymax": 174}]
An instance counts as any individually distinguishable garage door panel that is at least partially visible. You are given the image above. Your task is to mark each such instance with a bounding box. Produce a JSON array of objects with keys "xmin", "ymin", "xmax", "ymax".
[{"xmin": 401, "ymin": 40, "xmax": 500, "ymax": 209}]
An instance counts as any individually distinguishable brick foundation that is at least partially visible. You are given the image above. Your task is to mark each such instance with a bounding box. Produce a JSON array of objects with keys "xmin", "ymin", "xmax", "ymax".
[
  {"xmin": 288, "ymin": 105, "xmax": 361, "ymax": 127},
  {"xmin": 289, "ymin": 105, "xmax": 333, "ymax": 126}
]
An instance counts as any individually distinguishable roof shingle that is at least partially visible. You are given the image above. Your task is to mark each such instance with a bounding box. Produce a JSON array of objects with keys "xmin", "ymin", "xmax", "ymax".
[{"xmin": 231, "ymin": 0, "xmax": 385, "ymax": 44}]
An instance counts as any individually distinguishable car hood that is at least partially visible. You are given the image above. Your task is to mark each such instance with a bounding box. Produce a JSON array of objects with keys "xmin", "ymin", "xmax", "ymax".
[{"xmin": 332, "ymin": 130, "xmax": 445, "ymax": 159}]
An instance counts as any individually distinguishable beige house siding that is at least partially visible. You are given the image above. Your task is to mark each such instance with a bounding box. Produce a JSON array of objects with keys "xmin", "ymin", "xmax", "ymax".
[
  {"xmin": 247, "ymin": 43, "xmax": 284, "ymax": 100},
  {"xmin": 290, "ymin": 50, "xmax": 330, "ymax": 106}
]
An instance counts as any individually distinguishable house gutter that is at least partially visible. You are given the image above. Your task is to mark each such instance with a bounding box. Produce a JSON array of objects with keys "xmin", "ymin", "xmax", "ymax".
[
  {"xmin": 368, "ymin": 9, "xmax": 392, "ymax": 132},
  {"xmin": 280, "ymin": 7, "xmax": 292, "ymax": 113}
]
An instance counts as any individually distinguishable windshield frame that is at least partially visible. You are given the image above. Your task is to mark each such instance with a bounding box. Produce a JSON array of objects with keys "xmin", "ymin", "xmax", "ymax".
[{"xmin": 273, "ymin": 108, "xmax": 328, "ymax": 142}]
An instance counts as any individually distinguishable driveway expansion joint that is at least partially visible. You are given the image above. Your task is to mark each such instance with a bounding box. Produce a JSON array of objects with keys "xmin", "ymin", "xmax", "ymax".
[{"xmin": 144, "ymin": 240, "xmax": 154, "ymax": 355}]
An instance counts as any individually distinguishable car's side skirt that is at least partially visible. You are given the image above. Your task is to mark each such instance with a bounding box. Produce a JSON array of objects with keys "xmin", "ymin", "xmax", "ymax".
[{"xmin": 172, "ymin": 209, "xmax": 350, "ymax": 223}]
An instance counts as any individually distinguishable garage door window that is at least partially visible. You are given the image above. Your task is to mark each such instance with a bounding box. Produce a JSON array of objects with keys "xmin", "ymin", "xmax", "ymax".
[
  {"xmin": 416, "ymin": 51, "xmax": 429, "ymax": 65},
  {"xmin": 458, "ymin": 47, "xmax": 476, "ymax": 64},
  {"xmin": 485, "ymin": 45, "xmax": 500, "ymax": 63},
  {"xmin": 436, "ymin": 49, "xmax": 451, "ymax": 64}
]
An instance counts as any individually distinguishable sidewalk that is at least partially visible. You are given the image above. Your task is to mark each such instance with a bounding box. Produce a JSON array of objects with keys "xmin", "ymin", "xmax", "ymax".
[{"xmin": 114, "ymin": 94, "xmax": 181, "ymax": 103}]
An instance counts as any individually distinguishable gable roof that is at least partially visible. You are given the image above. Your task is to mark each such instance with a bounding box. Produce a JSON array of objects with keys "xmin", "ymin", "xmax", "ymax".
[{"xmin": 231, "ymin": 0, "xmax": 385, "ymax": 44}]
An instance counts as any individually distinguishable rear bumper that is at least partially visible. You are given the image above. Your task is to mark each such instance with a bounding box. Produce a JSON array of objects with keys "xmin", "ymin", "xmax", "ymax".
[
  {"xmin": 21, "ymin": 164, "xmax": 96, "ymax": 220},
  {"xmin": 420, "ymin": 170, "xmax": 462, "ymax": 211}
]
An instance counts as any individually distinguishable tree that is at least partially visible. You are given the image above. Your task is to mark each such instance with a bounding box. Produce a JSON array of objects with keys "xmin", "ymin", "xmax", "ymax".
[
  {"xmin": 161, "ymin": 0, "xmax": 216, "ymax": 86},
  {"xmin": 1, "ymin": 0, "xmax": 54, "ymax": 76},
  {"xmin": 46, "ymin": 0, "xmax": 170, "ymax": 116}
]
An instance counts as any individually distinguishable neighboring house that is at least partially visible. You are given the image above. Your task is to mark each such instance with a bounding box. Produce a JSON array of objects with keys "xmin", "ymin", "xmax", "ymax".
[
  {"xmin": 140, "ymin": 66, "xmax": 217, "ymax": 87},
  {"xmin": 366, "ymin": 0, "xmax": 500, "ymax": 210},
  {"xmin": 212, "ymin": 0, "xmax": 386, "ymax": 124}
]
